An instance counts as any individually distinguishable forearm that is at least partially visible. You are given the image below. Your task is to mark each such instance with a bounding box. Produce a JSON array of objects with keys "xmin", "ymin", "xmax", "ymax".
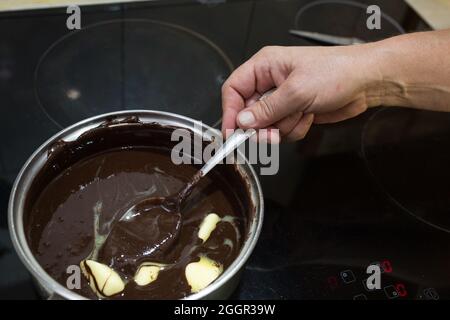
[{"xmin": 365, "ymin": 29, "xmax": 450, "ymax": 112}]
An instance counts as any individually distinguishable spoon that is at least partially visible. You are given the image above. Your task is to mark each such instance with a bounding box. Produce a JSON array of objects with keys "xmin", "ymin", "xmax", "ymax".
[
  {"xmin": 128, "ymin": 88, "xmax": 274, "ymax": 217},
  {"xmin": 98, "ymin": 128, "xmax": 257, "ymax": 268}
]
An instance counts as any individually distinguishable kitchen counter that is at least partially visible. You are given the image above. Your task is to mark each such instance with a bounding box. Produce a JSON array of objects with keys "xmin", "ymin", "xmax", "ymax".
[
  {"xmin": 0, "ymin": 0, "xmax": 149, "ymax": 12},
  {"xmin": 405, "ymin": 0, "xmax": 450, "ymax": 30}
]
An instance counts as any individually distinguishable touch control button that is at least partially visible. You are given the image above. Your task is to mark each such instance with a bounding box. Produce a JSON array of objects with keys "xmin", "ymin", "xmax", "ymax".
[
  {"xmin": 383, "ymin": 285, "xmax": 399, "ymax": 299},
  {"xmin": 340, "ymin": 270, "xmax": 356, "ymax": 284}
]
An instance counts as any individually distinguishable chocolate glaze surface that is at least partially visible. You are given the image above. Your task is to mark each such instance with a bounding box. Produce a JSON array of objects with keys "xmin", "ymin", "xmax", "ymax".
[{"xmin": 24, "ymin": 119, "xmax": 252, "ymax": 299}]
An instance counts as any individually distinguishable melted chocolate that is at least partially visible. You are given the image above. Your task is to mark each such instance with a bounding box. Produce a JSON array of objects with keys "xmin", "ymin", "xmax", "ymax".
[{"xmin": 24, "ymin": 120, "xmax": 252, "ymax": 299}]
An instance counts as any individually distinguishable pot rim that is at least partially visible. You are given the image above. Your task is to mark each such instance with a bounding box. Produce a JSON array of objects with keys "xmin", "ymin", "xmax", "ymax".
[{"xmin": 8, "ymin": 109, "xmax": 264, "ymax": 300}]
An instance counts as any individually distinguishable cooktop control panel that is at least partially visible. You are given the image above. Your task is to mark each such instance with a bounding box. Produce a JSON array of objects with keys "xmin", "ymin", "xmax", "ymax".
[{"xmin": 320, "ymin": 261, "xmax": 439, "ymax": 300}]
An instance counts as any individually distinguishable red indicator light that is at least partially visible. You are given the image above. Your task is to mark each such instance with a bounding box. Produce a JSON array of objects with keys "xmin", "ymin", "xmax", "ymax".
[
  {"xmin": 381, "ymin": 260, "xmax": 393, "ymax": 273},
  {"xmin": 395, "ymin": 283, "xmax": 407, "ymax": 297},
  {"xmin": 327, "ymin": 276, "xmax": 339, "ymax": 290}
]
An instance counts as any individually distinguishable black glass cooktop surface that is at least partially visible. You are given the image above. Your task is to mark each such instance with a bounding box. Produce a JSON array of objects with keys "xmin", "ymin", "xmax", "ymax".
[
  {"xmin": 231, "ymin": 107, "xmax": 450, "ymax": 300},
  {"xmin": 0, "ymin": 0, "xmax": 446, "ymax": 300},
  {"xmin": 35, "ymin": 19, "xmax": 232, "ymax": 128}
]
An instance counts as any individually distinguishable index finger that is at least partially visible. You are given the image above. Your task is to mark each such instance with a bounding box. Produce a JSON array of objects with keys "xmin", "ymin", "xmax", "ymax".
[{"xmin": 221, "ymin": 60, "xmax": 257, "ymax": 136}]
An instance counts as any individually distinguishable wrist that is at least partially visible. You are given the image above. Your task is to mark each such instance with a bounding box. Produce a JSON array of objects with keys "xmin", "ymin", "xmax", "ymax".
[
  {"xmin": 363, "ymin": 30, "xmax": 450, "ymax": 111},
  {"xmin": 361, "ymin": 38, "xmax": 412, "ymax": 108}
]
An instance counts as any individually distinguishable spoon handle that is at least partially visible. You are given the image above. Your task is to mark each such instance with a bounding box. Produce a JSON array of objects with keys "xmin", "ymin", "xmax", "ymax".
[
  {"xmin": 200, "ymin": 89, "xmax": 274, "ymax": 177},
  {"xmin": 200, "ymin": 129, "xmax": 256, "ymax": 177}
]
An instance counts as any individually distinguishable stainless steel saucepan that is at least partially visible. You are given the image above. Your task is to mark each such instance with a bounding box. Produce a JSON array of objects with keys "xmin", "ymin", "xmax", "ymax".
[{"xmin": 8, "ymin": 110, "xmax": 264, "ymax": 300}]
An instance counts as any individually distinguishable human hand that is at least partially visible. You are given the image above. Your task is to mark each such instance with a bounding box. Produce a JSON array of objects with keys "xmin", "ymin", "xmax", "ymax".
[{"xmin": 221, "ymin": 44, "xmax": 383, "ymax": 142}]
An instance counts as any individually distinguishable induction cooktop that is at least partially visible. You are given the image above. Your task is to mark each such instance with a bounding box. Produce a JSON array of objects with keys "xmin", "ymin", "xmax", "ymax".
[{"xmin": 1, "ymin": 0, "xmax": 445, "ymax": 300}]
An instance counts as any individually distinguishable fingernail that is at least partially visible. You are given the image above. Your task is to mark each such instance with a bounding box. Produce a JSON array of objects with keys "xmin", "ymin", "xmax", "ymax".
[{"xmin": 238, "ymin": 111, "xmax": 255, "ymax": 126}]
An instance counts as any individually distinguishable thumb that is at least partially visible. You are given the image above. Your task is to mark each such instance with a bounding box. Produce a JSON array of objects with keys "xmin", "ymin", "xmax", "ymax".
[{"xmin": 236, "ymin": 81, "xmax": 300, "ymax": 129}]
